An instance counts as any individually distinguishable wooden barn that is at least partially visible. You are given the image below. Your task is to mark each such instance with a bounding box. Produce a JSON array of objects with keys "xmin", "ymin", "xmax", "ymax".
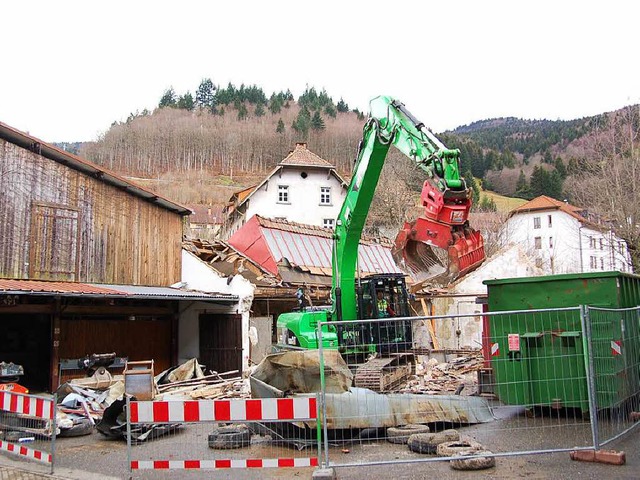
[{"xmin": 0, "ymin": 122, "xmax": 243, "ymax": 392}]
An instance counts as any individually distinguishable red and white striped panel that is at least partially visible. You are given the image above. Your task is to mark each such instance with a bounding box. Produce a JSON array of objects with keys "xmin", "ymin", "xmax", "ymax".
[
  {"xmin": 130, "ymin": 397, "xmax": 317, "ymax": 423},
  {"xmin": 0, "ymin": 440, "xmax": 52, "ymax": 464},
  {"xmin": 131, "ymin": 457, "xmax": 319, "ymax": 470},
  {"xmin": 0, "ymin": 391, "xmax": 54, "ymax": 420}
]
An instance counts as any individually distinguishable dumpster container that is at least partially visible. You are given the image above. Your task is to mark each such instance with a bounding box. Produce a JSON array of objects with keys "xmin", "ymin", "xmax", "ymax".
[{"xmin": 483, "ymin": 271, "xmax": 640, "ymax": 411}]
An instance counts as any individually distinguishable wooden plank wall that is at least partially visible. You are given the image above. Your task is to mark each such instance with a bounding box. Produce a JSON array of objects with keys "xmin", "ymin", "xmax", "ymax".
[
  {"xmin": 59, "ymin": 316, "xmax": 172, "ymax": 376},
  {"xmin": 0, "ymin": 140, "xmax": 183, "ymax": 285}
]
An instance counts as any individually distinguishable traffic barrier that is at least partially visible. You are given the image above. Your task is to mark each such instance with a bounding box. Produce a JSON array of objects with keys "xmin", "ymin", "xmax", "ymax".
[
  {"xmin": 127, "ymin": 396, "xmax": 319, "ymax": 475},
  {"xmin": 0, "ymin": 391, "xmax": 56, "ymax": 473}
]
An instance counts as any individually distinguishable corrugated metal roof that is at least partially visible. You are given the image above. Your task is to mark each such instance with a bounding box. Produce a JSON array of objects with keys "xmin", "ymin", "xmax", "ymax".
[
  {"xmin": 0, "ymin": 278, "xmax": 237, "ymax": 302},
  {"xmin": 259, "ymin": 219, "xmax": 402, "ymax": 275}
]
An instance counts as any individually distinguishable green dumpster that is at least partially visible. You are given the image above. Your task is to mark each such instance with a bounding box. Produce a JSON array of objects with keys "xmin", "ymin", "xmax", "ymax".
[{"xmin": 483, "ymin": 271, "xmax": 640, "ymax": 411}]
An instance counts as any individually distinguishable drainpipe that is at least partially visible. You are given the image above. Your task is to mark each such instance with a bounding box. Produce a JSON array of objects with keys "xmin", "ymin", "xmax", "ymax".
[{"xmin": 578, "ymin": 224, "xmax": 584, "ymax": 272}]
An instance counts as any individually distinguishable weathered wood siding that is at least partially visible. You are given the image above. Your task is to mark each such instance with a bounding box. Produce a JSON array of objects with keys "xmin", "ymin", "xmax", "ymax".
[{"xmin": 0, "ymin": 140, "xmax": 182, "ymax": 285}]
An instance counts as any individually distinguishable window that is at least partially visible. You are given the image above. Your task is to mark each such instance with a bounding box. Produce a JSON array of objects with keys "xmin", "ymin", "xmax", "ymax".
[
  {"xmin": 534, "ymin": 237, "xmax": 542, "ymax": 249},
  {"xmin": 589, "ymin": 236, "xmax": 596, "ymax": 249},
  {"xmin": 549, "ymin": 237, "xmax": 553, "ymax": 248},
  {"xmin": 548, "ymin": 215, "xmax": 552, "ymax": 227},
  {"xmin": 533, "ymin": 217, "xmax": 541, "ymax": 229},
  {"xmin": 600, "ymin": 258, "xmax": 604, "ymax": 270},
  {"xmin": 599, "ymin": 238, "xmax": 603, "ymax": 250},
  {"xmin": 320, "ymin": 187, "xmax": 331, "ymax": 205},
  {"xmin": 590, "ymin": 256, "xmax": 597, "ymax": 269},
  {"xmin": 323, "ymin": 218, "xmax": 335, "ymax": 229},
  {"xmin": 278, "ymin": 185, "xmax": 289, "ymax": 203},
  {"xmin": 535, "ymin": 258, "xmax": 543, "ymax": 268}
]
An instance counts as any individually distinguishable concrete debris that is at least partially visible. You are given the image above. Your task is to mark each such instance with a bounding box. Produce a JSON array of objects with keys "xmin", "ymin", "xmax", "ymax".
[{"xmin": 395, "ymin": 351, "xmax": 484, "ymax": 395}]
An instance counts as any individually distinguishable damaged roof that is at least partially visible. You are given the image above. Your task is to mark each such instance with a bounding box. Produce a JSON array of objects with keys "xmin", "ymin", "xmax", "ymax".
[
  {"xmin": 0, "ymin": 278, "xmax": 237, "ymax": 302},
  {"xmin": 228, "ymin": 215, "xmax": 403, "ymax": 279}
]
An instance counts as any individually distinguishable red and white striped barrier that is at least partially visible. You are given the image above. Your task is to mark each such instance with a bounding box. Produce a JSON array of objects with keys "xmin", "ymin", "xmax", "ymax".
[
  {"xmin": 128, "ymin": 396, "xmax": 319, "ymax": 471},
  {"xmin": 0, "ymin": 391, "xmax": 55, "ymax": 465},
  {"xmin": 0, "ymin": 391, "xmax": 54, "ymax": 420},
  {"xmin": 130, "ymin": 397, "xmax": 317, "ymax": 423},
  {"xmin": 131, "ymin": 457, "xmax": 319, "ymax": 470},
  {"xmin": 0, "ymin": 440, "xmax": 52, "ymax": 464}
]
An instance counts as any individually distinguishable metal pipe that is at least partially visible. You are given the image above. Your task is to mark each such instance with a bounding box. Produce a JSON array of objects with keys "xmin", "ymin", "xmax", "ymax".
[{"xmin": 581, "ymin": 305, "xmax": 600, "ymax": 449}]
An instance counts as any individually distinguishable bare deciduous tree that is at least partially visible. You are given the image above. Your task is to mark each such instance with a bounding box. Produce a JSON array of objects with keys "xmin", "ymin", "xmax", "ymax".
[{"xmin": 565, "ymin": 105, "xmax": 640, "ymax": 270}]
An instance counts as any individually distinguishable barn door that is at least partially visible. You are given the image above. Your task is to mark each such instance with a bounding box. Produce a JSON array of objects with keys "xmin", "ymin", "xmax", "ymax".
[
  {"xmin": 199, "ymin": 314, "xmax": 242, "ymax": 374},
  {"xmin": 29, "ymin": 203, "xmax": 80, "ymax": 281}
]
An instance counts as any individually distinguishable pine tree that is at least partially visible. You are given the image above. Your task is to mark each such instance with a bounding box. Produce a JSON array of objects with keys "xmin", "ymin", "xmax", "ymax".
[
  {"xmin": 337, "ymin": 98, "xmax": 349, "ymax": 113},
  {"xmin": 515, "ymin": 170, "xmax": 531, "ymax": 198},
  {"xmin": 177, "ymin": 92, "xmax": 195, "ymax": 110},
  {"xmin": 311, "ymin": 111, "xmax": 325, "ymax": 130},
  {"xmin": 479, "ymin": 195, "xmax": 497, "ymax": 212},
  {"xmin": 276, "ymin": 118, "xmax": 285, "ymax": 134},
  {"xmin": 554, "ymin": 157, "xmax": 567, "ymax": 178},
  {"xmin": 254, "ymin": 104, "xmax": 265, "ymax": 117},
  {"xmin": 159, "ymin": 87, "xmax": 177, "ymax": 108},
  {"xmin": 195, "ymin": 78, "xmax": 216, "ymax": 110}
]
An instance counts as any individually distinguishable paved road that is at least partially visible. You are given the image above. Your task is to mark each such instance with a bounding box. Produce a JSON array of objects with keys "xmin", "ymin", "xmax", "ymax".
[{"xmin": 1, "ymin": 418, "xmax": 638, "ymax": 479}]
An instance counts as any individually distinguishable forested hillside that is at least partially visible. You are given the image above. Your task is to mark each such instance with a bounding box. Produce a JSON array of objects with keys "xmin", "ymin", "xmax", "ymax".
[{"xmin": 73, "ymin": 80, "xmax": 640, "ymax": 267}]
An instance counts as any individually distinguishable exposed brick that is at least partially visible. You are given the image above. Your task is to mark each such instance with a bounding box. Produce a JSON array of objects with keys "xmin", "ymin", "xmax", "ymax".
[{"xmin": 570, "ymin": 449, "xmax": 626, "ymax": 465}]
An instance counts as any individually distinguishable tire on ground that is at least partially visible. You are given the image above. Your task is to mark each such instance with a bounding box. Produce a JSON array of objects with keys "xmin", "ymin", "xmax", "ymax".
[
  {"xmin": 450, "ymin": 450, "xmax": 496, "ymax": 470},
  {"xmin": 208, "ymin": 425, "xmax": 251, "ymax": 449},
  {"xmin": 407, "ymin": 429, "xmax": 460, "ymax": 454},
  {"xmin": 436, "ymin": 440, "xmax": 483, "ymax": 457},
  {"xmin": 387, "ymin": 424, "xmax": 431, "ymax": 444}
]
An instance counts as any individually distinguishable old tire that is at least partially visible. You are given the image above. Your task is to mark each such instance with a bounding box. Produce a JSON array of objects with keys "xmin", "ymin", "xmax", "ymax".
[
  {"xmin": 208, "ymin": 425, "xmax": 251, "ymax": 449},
  {"xmin": 407, "ymin": 429, "xmax": 460, "ymax": 454},
  {"xmin": 436, "ymin": 440, "xmax": 483, "ymax": 457},
  {"xmin": 450, "ymin": 450, "xmax": 496, "ymax": 470},
  {"xmin": 387, "ymin": 424, "xmax": 431, "ymax": 444}
]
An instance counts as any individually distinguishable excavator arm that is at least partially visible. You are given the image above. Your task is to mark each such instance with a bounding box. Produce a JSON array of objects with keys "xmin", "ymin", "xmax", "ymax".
[{"xmin": 332, "ymin": 96, "xmax": 485, "ymax": 321}]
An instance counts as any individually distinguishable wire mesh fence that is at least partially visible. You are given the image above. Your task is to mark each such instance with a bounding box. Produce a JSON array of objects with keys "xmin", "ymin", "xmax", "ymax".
[
  {"xmin": 126, "ymin": 396, "xmax": 319, "ymax": 478},
  {"xmin": 317, "ymin": 308, "xmax": 599, "ymax": 468},
  {"xmin": 587, "ymin": 306, "xmax": 640, "ymax": 447},
  {"xmin": 0, "ymin": 391, "xmax": 56, "ymax": 473}
]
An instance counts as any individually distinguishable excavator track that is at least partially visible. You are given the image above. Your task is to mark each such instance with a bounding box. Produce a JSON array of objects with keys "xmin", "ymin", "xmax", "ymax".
[{"xmin": 353, "ymin": 354, "xmax": 414, "ymax": 392}]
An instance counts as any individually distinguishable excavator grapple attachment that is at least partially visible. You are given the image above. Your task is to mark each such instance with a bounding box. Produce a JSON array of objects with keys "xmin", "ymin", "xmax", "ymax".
[{"xmin": 393, "ymin": 217, "xmax": 485, "ymax": 285}]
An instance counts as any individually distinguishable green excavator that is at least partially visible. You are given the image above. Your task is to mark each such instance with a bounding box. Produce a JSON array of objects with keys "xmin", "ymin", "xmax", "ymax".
[{"xmin": 277, "ymin": 96, "xmax": 485, "ymax": 391}]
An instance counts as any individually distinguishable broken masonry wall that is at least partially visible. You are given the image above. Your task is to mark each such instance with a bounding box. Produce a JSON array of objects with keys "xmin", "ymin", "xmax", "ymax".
[
  {"xmin": 178, "ymin": 250, "xmax": 255, "ymax": 373},
  {"xmin": 431, "ymin": 245, "xmax": 544, "ymax": 350}
]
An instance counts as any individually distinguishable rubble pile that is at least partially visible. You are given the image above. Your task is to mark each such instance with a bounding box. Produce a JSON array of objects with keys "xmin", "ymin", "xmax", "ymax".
[
  {"xmin": 396, "ymin": 351, "xmax": 484, "ymax": 395},
  {"xmin": 155, "ymin": 357, "xmax": 249, "ymax": 399}
]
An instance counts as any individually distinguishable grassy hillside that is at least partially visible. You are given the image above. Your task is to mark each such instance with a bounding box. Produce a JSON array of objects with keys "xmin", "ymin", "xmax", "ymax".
[{"xmin": 481, "ymin": 190, "xmax": 527, "ymax": 213}]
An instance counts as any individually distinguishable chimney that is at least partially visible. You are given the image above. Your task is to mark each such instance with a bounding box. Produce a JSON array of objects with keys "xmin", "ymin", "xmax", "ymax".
[{"xmin": 296, "ymin": 142, "xmax": 307, "ymax": 149}]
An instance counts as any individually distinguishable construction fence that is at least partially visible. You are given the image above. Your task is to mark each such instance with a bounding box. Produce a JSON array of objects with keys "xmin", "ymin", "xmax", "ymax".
[
  {"xmin": 0, "ymin": 391, "xmax": 57, "ymax": 473},
  {"xmin": 315, "ymin": 305, "xmax": 640, "ymax": 469},
  {"xmin": 126, "ymin": 396, "xmax": 319, "ymax": 477}
]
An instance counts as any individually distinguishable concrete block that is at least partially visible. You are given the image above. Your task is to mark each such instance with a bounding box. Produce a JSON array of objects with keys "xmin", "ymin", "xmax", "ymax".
[
  {"xmin": 312, "ymin": 467, "xmax": 337, "ymax": 479},
  {"xmin": 570, "ymin": 449, "xmax": 626, "ymax": 465}
]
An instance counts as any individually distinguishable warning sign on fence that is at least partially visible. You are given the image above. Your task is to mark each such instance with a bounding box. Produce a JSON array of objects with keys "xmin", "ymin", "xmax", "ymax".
[
  {"xmin": 508, "ymin": 334, "xmax": 520, "ymax": 352},
  {"xmin": 491, "ymin": 342, "xmax": 499, "ymax": 356}
]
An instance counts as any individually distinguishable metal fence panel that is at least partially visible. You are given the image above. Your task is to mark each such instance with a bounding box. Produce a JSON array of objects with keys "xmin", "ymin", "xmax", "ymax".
[
  {"xmin": 0, "ymin": 391, "xmax": 57, "ymax": 473},
  {"xmin": 587, "ymin": 306, "xmax": 640, "ymax": 447},
  {"xmin": 318, "ymin": 308, "xmax": 597, "ymax": 468},
  {"xmin": 126, "ymin": 396, "xmax": 319, "ymax": 478}
]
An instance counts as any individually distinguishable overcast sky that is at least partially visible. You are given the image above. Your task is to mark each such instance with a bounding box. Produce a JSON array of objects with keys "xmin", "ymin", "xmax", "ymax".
[{"xmin": 2, "ymin": 1, "xmax": 639, "ymax": 143}]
